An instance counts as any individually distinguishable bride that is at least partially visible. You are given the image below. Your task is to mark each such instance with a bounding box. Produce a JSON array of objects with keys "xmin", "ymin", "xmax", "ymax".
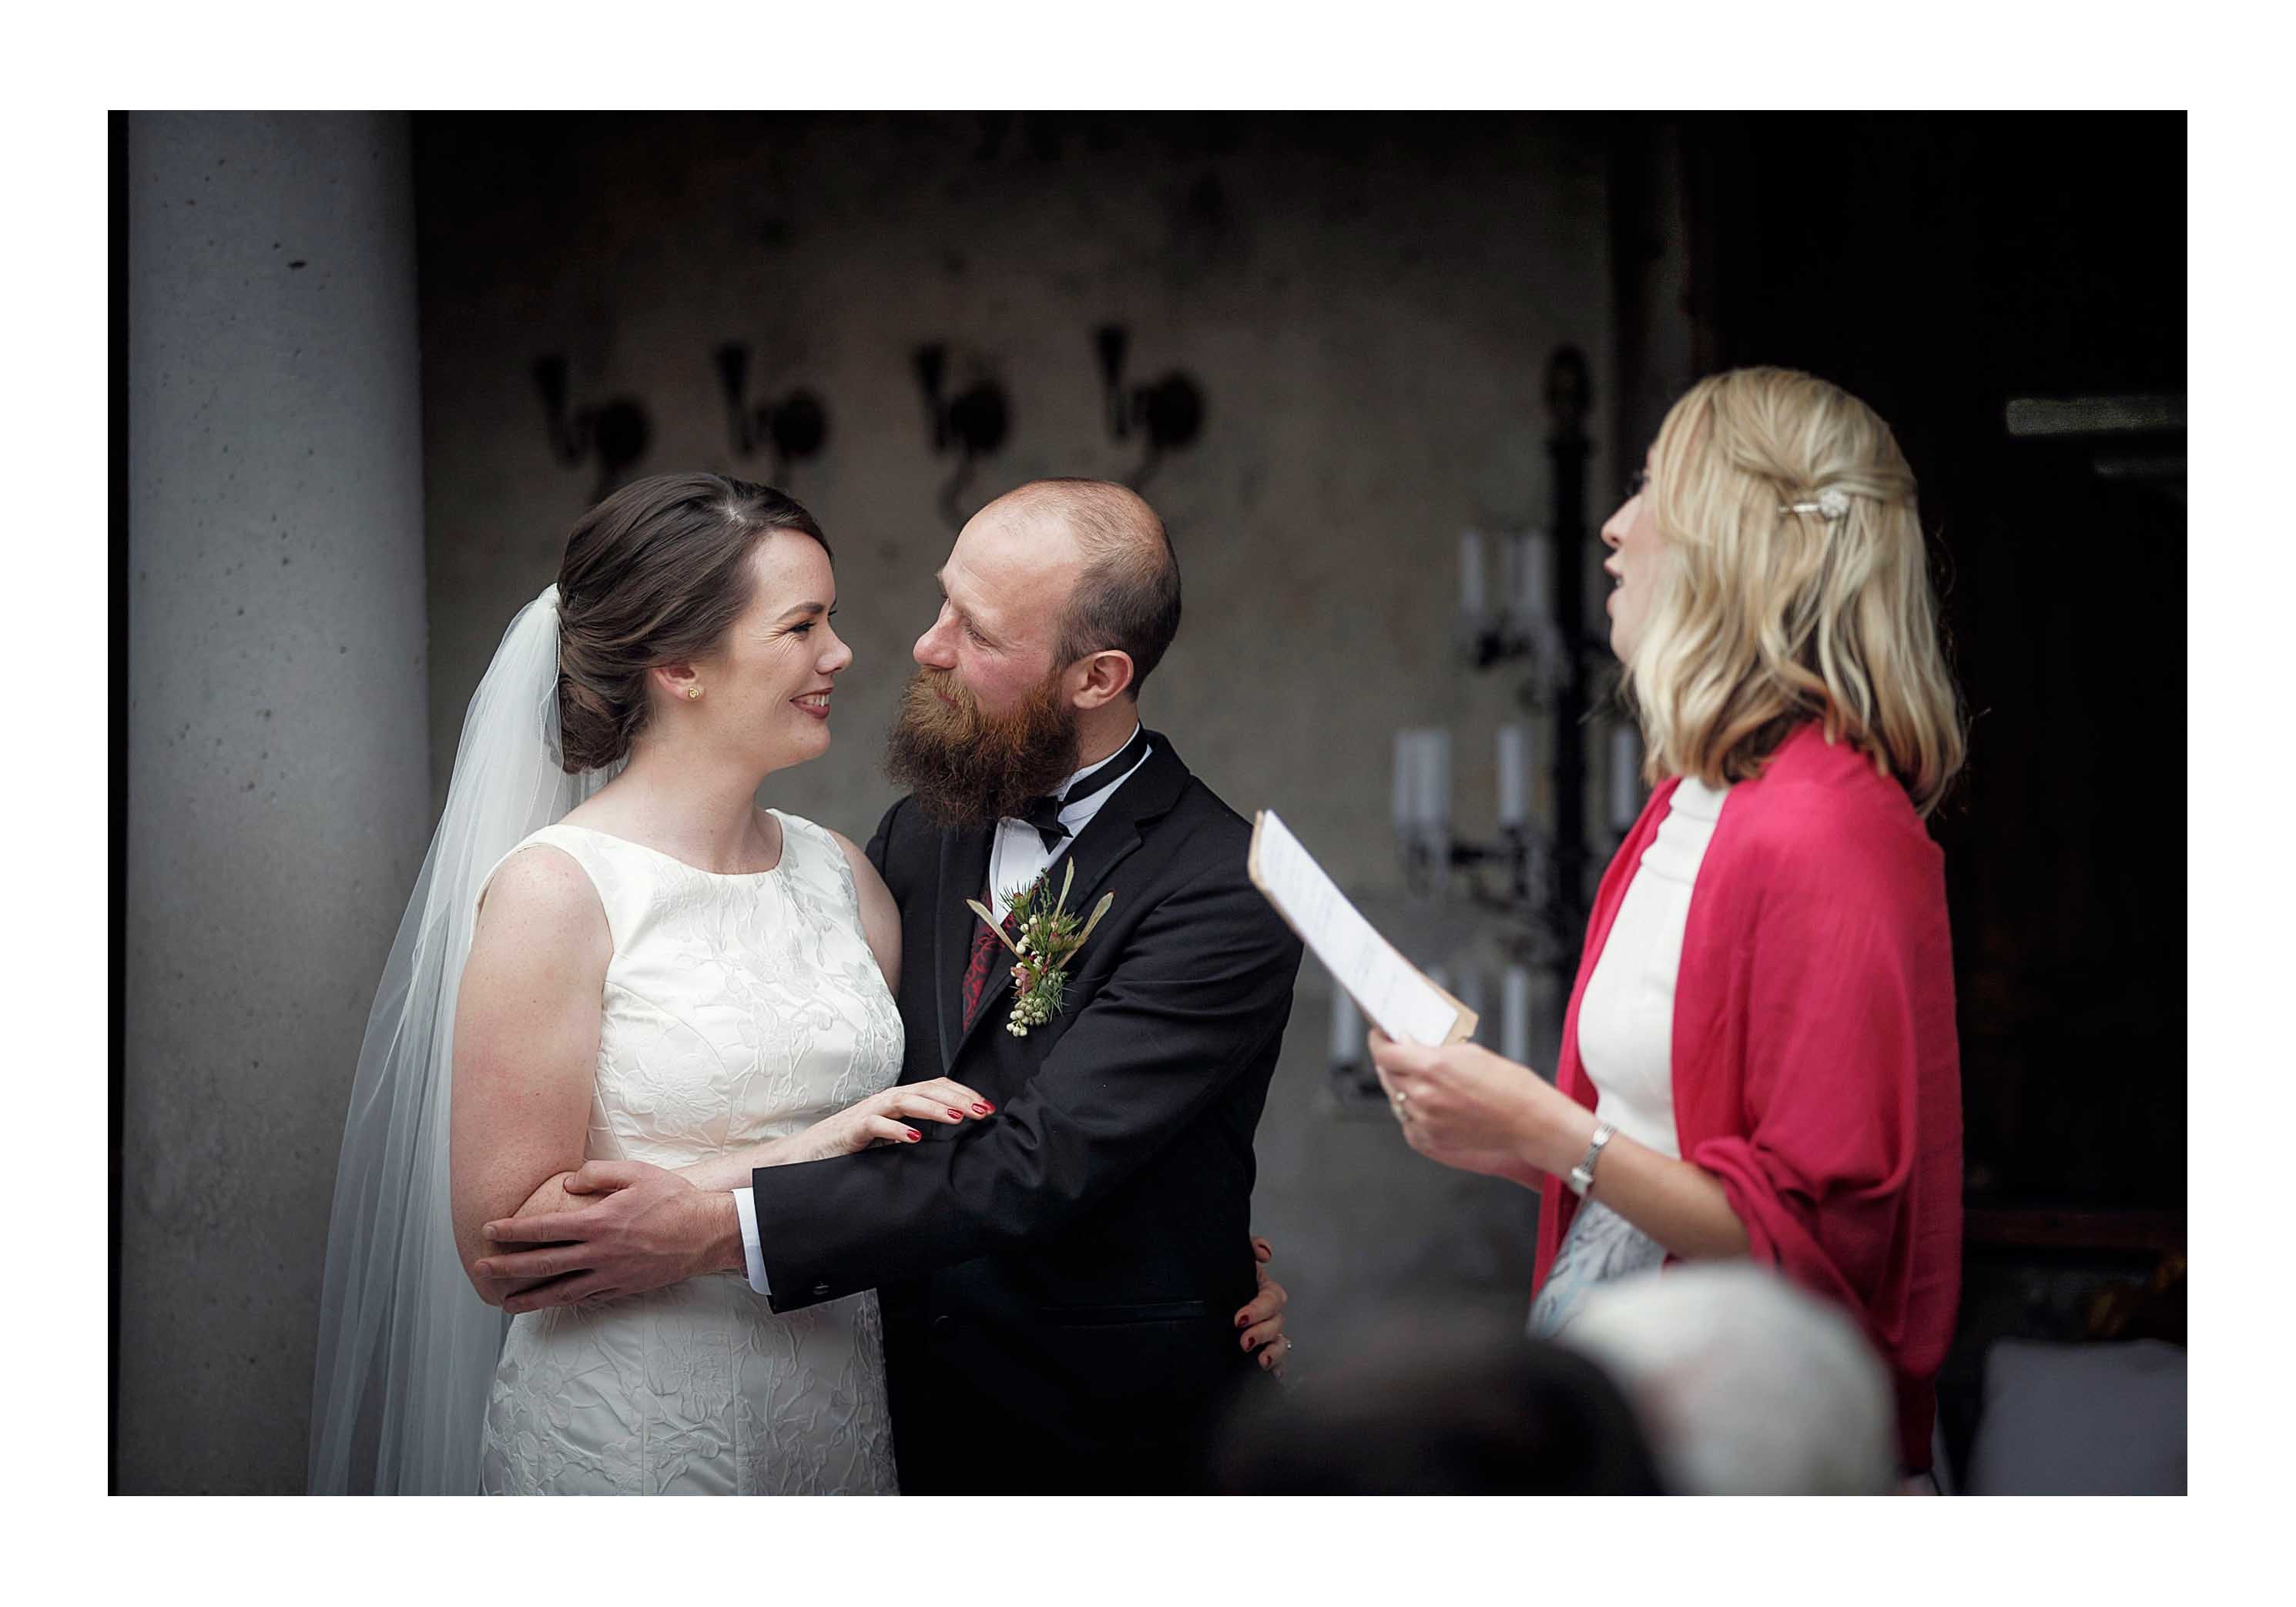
[{"xmin": 313, "ymin": 474, "xmax": 1017, "ymax": 1494}]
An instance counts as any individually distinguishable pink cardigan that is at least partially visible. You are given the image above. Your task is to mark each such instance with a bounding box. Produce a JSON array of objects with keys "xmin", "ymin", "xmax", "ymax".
[{"xmin": 1533, "ymin": 722, "xmax": 1963, "ymax": 1468}]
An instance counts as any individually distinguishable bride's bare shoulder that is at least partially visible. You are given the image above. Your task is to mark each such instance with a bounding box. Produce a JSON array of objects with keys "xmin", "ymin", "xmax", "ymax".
[{"xmin": 474, "ymin": 841, "xmax": 607, "ymax": 949}]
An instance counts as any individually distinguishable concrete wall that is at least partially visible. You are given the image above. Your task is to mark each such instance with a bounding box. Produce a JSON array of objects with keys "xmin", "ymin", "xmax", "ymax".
[
  {"xmin": 417, "ymin": 116, "xmax": 1617, "ymax": 878},
  {"xmin": 122, "ymin": 112, "xmax": 430, "ymax": 1493},
  {"xmin": 415, "ymin": 114, "xmax": 1619, "ymax": 1371}
]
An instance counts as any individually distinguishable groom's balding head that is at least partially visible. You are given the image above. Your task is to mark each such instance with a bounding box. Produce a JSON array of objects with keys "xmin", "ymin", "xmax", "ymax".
[
  {"xmin": 987, "ymin": 478, "xmax": 1182, "ymax": 701},
  {"xmin": 893, "ymin": 478, "xmax": 1181, "ymax": 828}
]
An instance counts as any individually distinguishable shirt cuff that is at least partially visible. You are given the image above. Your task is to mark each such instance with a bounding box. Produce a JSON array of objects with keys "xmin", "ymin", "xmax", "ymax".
[{"xmin": 731, "ymin": 1186, "xmax": 770, "ymax": 1297}]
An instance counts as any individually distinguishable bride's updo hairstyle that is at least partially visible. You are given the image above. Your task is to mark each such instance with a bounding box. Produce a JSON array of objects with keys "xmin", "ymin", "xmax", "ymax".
[
  {"xmin": 554, "ymin": 472, "xmax": 830, "ymax": 772},
  {"xmin": 1624, "ymin": 367, "xmax": 1966, "ymax": 817}
]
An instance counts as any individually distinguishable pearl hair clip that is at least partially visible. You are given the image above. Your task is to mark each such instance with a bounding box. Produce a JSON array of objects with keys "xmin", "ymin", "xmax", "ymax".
[{"xmin": 1780, "ymin": 487, "xmax": 1852, "ymax": 521}]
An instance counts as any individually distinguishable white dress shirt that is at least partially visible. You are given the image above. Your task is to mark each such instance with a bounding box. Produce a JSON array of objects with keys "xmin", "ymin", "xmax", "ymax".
[{"xmin": 732, "ymin": 725, "xmax": 1151, "ymax": 1296}]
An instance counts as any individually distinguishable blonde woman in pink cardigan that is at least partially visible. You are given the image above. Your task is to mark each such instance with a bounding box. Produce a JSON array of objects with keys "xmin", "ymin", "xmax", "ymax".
[{"xmin": 1374, "ymin": 367, "xmax": 1966, "ymax": 1481}]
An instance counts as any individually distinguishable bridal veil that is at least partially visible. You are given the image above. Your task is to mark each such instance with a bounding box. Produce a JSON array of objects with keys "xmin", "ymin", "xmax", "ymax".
[{"xmin": 308, "ymin": 586, "xmax": 615, "ymax": 1493}]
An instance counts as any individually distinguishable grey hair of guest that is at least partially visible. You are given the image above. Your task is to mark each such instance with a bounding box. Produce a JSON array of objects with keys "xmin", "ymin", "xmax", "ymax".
[{"xmin": 1560, "ymin": 1263, "xmax": 1898, "ymax": 1495}]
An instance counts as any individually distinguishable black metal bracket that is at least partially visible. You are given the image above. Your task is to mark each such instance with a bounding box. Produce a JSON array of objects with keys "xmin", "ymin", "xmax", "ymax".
[
  {"xmin": 1544, "ymin": 345, "xmax": 1596, "ymax": 938},
  {"xmin": 913, "ymin": 343, "xmax": 1011, "ymax": 529},
  {"xmin": 712, "ymin": 343, "xmax": 828, "ymax": 484},
  {"xmin": 1094, "ymin": 323, "xmax": 1204, "ymax": 490},
  {"xmin": 534, "ymin": 354, "xmax": 652, "ymax": 502}
]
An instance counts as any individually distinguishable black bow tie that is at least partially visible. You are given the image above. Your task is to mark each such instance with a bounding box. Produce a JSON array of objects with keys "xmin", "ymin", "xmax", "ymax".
[
  {"xmin": 1009, "ymin": 728, "xmax": 1150, "ymax": 852},
  {"xmin": 1017, "ymin": 794, "xmax": 1071, "ymax": 852}
]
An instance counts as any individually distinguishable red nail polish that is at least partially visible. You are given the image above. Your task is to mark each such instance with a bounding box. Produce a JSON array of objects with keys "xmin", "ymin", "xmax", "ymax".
[
  {"xmin": 980, "ymin": 1101, "xmax": 996, "ymax": 1113},
  {"xmin": 904, "ymin": 1128, "xmax": 920, "ymax": 1141}
]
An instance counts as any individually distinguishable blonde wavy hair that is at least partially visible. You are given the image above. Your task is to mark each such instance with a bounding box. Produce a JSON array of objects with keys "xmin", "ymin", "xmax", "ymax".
[{"xmin": 1624, "ymin": 367, "xmax": 1966, "ymax": 817}]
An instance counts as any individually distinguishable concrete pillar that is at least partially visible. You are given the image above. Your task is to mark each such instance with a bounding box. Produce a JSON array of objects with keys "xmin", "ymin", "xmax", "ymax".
[{"xmin": 123, "ymin": 112, "xmax": 429, "ymax": 1492}]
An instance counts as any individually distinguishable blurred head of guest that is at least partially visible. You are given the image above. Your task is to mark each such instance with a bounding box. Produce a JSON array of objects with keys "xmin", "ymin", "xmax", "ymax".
[
  {"xmin": 1604, "ymin": 364, "xmax": 1965, "ymax": 817},
  {"xmin": 1208, "ymin": 1311, "xmax": 1663, "ymax": 1495},
  {"xmin": 888, "ymin": 477, "xmax": 1179, "ymax": 830},
  {"xmin": 1562, "ymin": 1264, "xmax": 1897, "ymax": 1495}
]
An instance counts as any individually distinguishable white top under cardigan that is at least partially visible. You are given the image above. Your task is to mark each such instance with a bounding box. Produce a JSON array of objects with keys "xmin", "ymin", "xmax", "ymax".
[{"xmin": 1570, "ymin": 774, "xmax": 1733, "ymax": 1161}]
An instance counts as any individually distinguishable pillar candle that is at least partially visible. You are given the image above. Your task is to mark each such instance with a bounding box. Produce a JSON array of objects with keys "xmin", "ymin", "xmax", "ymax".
[
  {"xmin": 1329, "ymin": 983, "xmax": 1363, "ymax": 1067},
  {"xmin": 1393, "ymin": 728, "xmax": 1417, "ymax": 835},
  {"xmin": 1459, "ymin": 528, "xmax": 1486, "ymax": 620},
  {"xmin": 1416, "ymin": 726, "xmax": 1452, "ymax": 836},
  {"xmin": 1609, "ymin": 721, "xmax": 1644, "ymax": 835},
  {"xmin": 1496, "ymin": 724, "xmax": 1527, "ymax": 828},
  {"xmin": 1501, "ymin": 964, "xmax": 1533, "ymax": 1066},
  {"xmin": 1517, "ymin": 528, "xmax": 1554, "ymax": 621}
]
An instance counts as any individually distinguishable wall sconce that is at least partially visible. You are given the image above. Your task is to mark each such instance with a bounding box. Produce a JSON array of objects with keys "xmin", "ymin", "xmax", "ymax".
[
  {"xmin": 533, "ymin": 354, "xmax": 651, "ymax": 501},
  {"xmin": 913, "ymin": 343, "xmax": 1011, "ymax": 530},
  {"xmin": 711, "ymin": 342, "xmax": 829, "ymax": 484},
  {"xmin": 1094, "ymin": 323, "xmax": 1204, "ymax": 490},
  {"xmin": 1346, "ymin": 342, "xmax": 1608, "ymax": 1106},
  {"xmin": 1456, "ymin": 526, "xmax": 1569, "ymax": 694}
]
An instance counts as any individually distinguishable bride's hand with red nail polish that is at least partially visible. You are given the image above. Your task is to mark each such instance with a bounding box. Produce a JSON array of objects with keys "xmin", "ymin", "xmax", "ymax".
[{"xmin": 775, "ymin": 1076, "xmax": 995, "ymax": 1163}]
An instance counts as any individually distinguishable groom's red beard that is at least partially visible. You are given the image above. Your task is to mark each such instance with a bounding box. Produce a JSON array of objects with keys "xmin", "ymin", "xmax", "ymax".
[{"xmin": 883, "ymin": 667, "xmax": 1081, "ymax": 832}]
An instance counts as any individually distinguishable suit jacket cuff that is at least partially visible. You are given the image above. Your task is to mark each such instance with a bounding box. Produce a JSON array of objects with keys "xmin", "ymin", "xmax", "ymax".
[{"xmin": 731, "ymin": 1185, "xmax": 770, "ymax": 1297}]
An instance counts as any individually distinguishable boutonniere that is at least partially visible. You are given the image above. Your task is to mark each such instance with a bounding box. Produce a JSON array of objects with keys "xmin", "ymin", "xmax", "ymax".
[{"xmin": 967, "ymin": 859, "xmax": 1115, "ymax": 1037}]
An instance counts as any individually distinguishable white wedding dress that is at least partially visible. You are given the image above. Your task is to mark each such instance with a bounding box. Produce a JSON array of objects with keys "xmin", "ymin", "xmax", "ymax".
[{"xmin": 476, "ymin": 810, "xmax": 904, "ymax": 1495}]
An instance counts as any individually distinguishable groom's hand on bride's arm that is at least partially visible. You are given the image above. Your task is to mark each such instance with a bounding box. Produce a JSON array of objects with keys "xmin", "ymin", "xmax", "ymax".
[{"xmin": 476, "ymin": 1160, "xmax": 745, "ymax": 1314}]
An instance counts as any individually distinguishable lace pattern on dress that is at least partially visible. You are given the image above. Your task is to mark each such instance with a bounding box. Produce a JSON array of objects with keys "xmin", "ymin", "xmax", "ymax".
[{"xmin": 478, "ymin": 811, "xmax": 903, "ymax": 1495}]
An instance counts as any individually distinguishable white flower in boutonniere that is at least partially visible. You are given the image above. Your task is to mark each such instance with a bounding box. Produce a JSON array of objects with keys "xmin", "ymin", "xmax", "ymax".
[{"xmin": 966, "ymin": 859, "xmax": 1115, "ymax": 1037}]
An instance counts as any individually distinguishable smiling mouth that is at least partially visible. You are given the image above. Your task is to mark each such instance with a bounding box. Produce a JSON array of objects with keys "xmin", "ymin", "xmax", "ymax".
[{"xmin": 793, "ymin": 692, "xmax": 831, "ymax": 711}]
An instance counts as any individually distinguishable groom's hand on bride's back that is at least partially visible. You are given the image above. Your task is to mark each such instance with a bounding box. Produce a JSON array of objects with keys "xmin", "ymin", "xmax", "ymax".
[
  {"xmin": 477, "ymin": 1160, "xmax": 740, "ymax": 1314},
  {"xmin": 1238, "ymin": 1234, "xmax": 1295, "ymax": 1381}
]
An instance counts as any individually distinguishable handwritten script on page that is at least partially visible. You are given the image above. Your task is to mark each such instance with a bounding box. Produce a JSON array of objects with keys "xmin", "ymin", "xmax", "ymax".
[{"xmin": 1247, "ymin": 810, "xmax": 1475, "ymax": 1047}]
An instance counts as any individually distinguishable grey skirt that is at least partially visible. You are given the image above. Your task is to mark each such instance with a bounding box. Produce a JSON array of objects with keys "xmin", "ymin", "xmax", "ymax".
[{"xmin": 1526, "ymin": 1196, "xmax": 1668, "ymax": 1341}]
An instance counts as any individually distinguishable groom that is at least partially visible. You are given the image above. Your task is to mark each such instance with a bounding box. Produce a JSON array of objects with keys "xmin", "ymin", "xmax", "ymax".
[{"xmin": 479, "ymin": 478, "xmax": 1304, "ymax": 1492}]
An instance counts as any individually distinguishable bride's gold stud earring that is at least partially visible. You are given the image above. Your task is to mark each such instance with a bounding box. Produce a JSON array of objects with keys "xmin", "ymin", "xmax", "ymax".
[{"xmin": 685, "ymin": 688, "xmax": 702, "ymax": 700}]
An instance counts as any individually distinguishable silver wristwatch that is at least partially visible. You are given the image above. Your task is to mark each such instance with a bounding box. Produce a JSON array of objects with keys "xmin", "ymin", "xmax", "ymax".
[{"xmin": 1567, "ymin": 1120, "xmax": 1617, "ymax": 1199}]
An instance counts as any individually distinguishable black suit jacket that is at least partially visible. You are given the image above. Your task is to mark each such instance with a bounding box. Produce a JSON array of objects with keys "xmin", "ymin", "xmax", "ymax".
[{"xmin": 749, "ymin": 732, "xmax": 1302, "ymax": 1492}]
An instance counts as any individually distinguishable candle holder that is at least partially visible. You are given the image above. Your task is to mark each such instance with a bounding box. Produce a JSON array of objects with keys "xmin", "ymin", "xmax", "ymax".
[
  {"xmin": 1320, "ymin": 984, "xmax": 1394, "ymax": 1117},
  {"xmin": 1324, "ymin": 1048, "xmax": 1387, "ymax": 1114},
  {"xmin": 1456, "ymin": 529, "xmax": 1569, "ymax": 704},
  {"xmin": 1392, "ymin": 727, "xmax": 1457, "ymax": 899},
  {"xmin": 1359, "ymin": 343, "xmax": 1606, "ymax": 1093}
]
